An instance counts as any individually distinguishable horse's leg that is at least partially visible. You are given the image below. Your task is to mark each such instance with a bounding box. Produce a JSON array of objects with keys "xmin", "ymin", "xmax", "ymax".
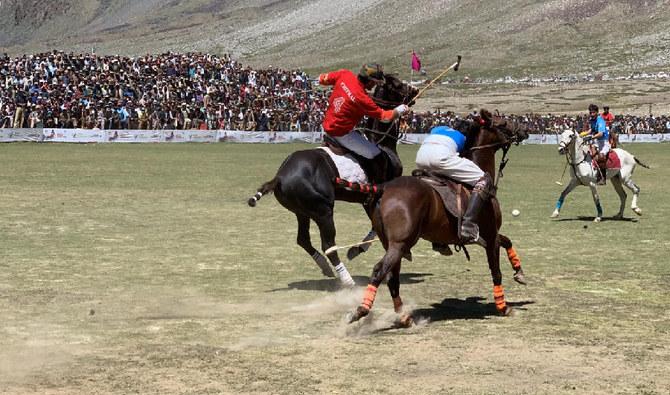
[
  {"xmin": 498, "ymin": 234, "xmax": 526, "ymax": 285},
  {"xmin": 314, "ymin": 213, "xmax": 355, "ymax": 287},
  {"xmin": 610, "ymin": 175, "xmax": 627, "ymax": 219},
  {"xmin": 551, "ymin": 178, "xmax": 578, "ymax": 218},
  {"xmin": 387, "ymin": 260, "xmax": 413, "ymax": 327},
  {"xmin": 485, "ymin": 236, "xmax": 512, "ymax": 316},
  {"xmin": 346, "ymin": 229, "xmax": 376, "ymax": 261},
  {"xmin": 588, "ymin": 183, "xmax": 603, "ymax": 222},
  {"xmin": 348, "ymin": 243, "xmax": 404, "ymax": 323},
  {"xmin": 622, "ymin": 178, "xmax": 642, "ymax": 216},
  {"xmin": 296, "ymin": 214, "xmax": 335, "ymax": 278}
]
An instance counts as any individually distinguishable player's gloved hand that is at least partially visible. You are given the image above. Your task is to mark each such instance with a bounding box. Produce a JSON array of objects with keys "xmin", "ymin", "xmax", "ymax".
[{"xmin": 394, "ymin": 104, "xmax": 409, "ymax": 116}]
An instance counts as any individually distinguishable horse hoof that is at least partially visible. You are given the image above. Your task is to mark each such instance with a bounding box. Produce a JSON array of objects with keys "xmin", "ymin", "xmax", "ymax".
[
  {"xmin": 397, "ymin": 313, "xmax": 414, "ymax": 328},
  {"xmin": 632, "ymin": 207, "xmax": 642, "ymax": 216},
  {"xmin": 348, "ymin": 306, "xmax": 369, "ymax": 324},
  {"xmin": 340, "ymin": 279, "xmax": 356, "ymax": 288},
  {"xmin": 550, "ymin": 210, "xmax": 560, "ymax": 218},
  {"xmin": 346, "ymin": 246, "xmax": 363, "ymax": 261},
  {"xmin": 513, "ymin": 271, "xmax": 527, "ymax": 285},
  {"xmin": 499, "ymin": 306, "xmax": 514, "ymax": 316},
  {"xmin": 613, "ymin": 214, "xmax": 623, "ymax": 220},
  {"xmin": 594, "ymin": 217, "xmax": 602, "ymax": 223}
]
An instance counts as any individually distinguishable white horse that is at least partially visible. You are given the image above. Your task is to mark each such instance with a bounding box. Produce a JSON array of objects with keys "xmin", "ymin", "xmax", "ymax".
[{"xmin": 550, "ymin": 129, "xmax": 649, "ymax": 222}]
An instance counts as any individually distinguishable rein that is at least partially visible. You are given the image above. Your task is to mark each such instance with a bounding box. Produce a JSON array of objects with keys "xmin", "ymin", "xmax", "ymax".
[{"xmin": 466, "ymin": 124, "xmax": 516, "ymax": 187}]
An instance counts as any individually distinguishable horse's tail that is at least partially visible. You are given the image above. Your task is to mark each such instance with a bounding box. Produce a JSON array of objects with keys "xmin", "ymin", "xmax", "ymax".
[
  {"xmin": 634, "ymin": 156, "xmax": 651, "ymax": 169},
  {"xmin": 248, "ymin": 177, "xmax": 280, "ymax": 207}
]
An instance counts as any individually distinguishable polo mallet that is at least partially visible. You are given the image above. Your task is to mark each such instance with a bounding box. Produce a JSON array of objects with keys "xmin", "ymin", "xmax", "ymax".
[
  {"xmin": 555, "ymin": 159, "xmax": 568, "ymax": 186},
  {"xmin": 325, "ymin": 238, "xmax": 379, "ymax": 256},
  {"xmin": 413, "ymin": 55, "xmax": 461, "ymax": 101}
]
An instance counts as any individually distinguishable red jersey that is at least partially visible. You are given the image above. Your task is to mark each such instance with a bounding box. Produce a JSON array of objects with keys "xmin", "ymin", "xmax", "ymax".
[
  {"xmin": 319, "ymin": 69, "xmax": 394, "ymax": 137},
  {"xmin": 601, "ymin": 111, "xmax": 614, "ymax": 128}
]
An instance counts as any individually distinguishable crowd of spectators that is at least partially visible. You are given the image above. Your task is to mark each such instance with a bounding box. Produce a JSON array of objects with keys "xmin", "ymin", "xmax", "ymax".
[
  {"xmin": 401, "ymin": 110, "xmax": 670, "ymax": 134},
  {"xmin": 2, "ymin": 50, "xmax": 670, "ymax": 135},
  {"xmin": 1, "ymin": 50, "xmax": 327, "ymax": 131}
]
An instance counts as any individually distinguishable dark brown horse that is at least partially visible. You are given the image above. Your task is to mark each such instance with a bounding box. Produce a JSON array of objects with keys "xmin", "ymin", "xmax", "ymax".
[
  {"xmin": 348, "ymin": 109, "xmax": 528, "ymax": 324},
  {"xmin": 248, "ymin": 74, "xmax": 418, "ymax": 287}
]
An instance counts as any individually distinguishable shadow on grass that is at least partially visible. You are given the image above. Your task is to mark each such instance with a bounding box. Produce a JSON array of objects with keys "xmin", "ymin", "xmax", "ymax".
[
  {"xmin": 268, "ymin": 272, "xmax": 432, "ymax": 292},
  {"xmin": 412, "ymin": 297, "xmax": 536, "ymax": 322},
  {"xmin": 555, "ymin": 215, "xmax": 638, "ymax": 222}
]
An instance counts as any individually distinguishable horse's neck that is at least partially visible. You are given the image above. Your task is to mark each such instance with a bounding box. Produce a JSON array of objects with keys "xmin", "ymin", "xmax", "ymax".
[
  {"xmin": 569, "ymin": 137, "xmax": 586, "ymax": 163},
  {"xmin": 471, "ymin": 149, "xmax": 496, "ymax": 178},
  {"xmin": 366, "ymin": 116, "xmax": 398, "ymax": 153}
]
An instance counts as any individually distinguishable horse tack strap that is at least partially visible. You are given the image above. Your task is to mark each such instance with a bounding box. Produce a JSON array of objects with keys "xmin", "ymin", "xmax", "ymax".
[
  {"xmin": 495, "ymin": 145, "xmax": 511, "ymax": 188},
  {"xmin": 456, "ymin": 182, "xmax": 463, "ymax": 222}
]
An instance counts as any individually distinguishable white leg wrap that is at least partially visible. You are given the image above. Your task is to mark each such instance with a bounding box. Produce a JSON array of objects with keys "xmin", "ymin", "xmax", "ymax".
[{"xmin": 334, "ymin": 263, "xmax": 355, "ymax": 287}]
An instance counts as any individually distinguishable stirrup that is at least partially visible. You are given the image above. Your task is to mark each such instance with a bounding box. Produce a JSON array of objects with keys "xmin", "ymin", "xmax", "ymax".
[{"xmin": 460, "ymin": 226, "xmax": 487, "ymax": 248}]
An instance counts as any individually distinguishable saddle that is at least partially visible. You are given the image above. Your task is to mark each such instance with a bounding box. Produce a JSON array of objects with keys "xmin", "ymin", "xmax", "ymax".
[
  {"xmin": 411, "ymin": 169, "xmax": 471, "ymax": 218},
  {"xmin": 323, "ymin": 135, "xmax": 348, "ymax": 156},
  {"xmin": 323, "ymin": 134, "xmax": 401, "ymax": 184}
]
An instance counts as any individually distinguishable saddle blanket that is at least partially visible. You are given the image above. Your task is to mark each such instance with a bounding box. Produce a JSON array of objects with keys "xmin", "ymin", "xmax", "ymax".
[
  {"xmin": 317, "ymin": 147, "xmax": 368, "ymax": 184},
  {"xmin": 592, "ymin": 151, "xmax": 621, "ymax": 170}
]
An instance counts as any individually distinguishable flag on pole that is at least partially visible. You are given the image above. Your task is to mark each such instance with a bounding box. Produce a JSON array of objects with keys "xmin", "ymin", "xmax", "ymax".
[{"xmin": 411, "ymin": 51, "xmax": 422, "ymax": 72}]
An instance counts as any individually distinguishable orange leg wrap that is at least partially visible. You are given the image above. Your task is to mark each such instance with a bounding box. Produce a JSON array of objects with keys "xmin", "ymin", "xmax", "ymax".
[
  {"xmin": 507, "ymin": 247, "xmax": 521, "ymax": 270},
  {"xmin": 392, "ymin": 296, "xmax": 403, "ymax": 313},
  {"xmin": 361, "ymin": 284, "xmax": 378, "ymax": 310},
  {"xmin": 493, "ymin": 284, "xmax": 507, "ymax": 312}
]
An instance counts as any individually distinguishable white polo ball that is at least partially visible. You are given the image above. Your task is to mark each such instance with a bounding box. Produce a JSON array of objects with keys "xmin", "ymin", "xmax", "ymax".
[{"xmin": 512, "ymin": 209, "xmax": 520, "ymax": 217}]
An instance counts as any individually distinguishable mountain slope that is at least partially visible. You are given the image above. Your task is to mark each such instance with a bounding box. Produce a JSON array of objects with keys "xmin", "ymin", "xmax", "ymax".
[{"xmin": 1, "ymin": 0, "xmax": 670, "ymax": 79}]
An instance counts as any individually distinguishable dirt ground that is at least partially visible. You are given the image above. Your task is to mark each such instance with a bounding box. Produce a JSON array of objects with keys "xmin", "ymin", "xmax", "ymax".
[{"xmin": 1, "ymin": 141, "xmax": 669, "ymax": 394}]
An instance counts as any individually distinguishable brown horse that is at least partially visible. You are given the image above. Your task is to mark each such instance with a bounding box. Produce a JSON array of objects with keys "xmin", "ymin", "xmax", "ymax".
[{"xmin": 348, "ymin": 109, "xmax": 528, "ymax": 324}]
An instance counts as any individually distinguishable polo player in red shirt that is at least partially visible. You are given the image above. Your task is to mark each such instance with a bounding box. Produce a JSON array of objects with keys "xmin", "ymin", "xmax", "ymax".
[{"xmin": 319, "ymin": 64, "xmax": 408, "ymax": 183}]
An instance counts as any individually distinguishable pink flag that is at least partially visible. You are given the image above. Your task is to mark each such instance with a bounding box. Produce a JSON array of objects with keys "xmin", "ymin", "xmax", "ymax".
[{"xmin": 411, "ymin": 51, "xmax": 422, "ymax": 71}]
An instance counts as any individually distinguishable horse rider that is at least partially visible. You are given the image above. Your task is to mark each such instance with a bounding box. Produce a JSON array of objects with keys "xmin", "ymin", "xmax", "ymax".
[
  {"xmin": 581, "ymin": 103, "xmax": 610, "ymax": 184},
  {"xmin": 318, "ymin": 64, "xmax": 409, "ymax": 184},
  {"xmin": 601, "ymin": 105, "xmax": 614, "ymax": 130},
  {"xmin": 415, "ymin": 124, "xmax": 494, "ymax": 247},
  {"xmin": 601, "ymin": 105, "xmax": 618, "ymax": 148}
]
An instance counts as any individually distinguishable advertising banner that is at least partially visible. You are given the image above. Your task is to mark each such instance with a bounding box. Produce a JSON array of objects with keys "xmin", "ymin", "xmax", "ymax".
[
  {"xmin": 1, "ymin": 129, "xmax": 668, "ymax": 144},
  {"xmin": 0, "ymin": 128, "xmax": 45, "ymax": 142}
]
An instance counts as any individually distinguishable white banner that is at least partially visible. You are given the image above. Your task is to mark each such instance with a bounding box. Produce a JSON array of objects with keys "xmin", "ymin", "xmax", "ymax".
[
  {"xmin": 43, "ymin": 128, "xmax": 106, "ymax": 143},
  {"xmin": 1, "ymin": 129, "xmax": 669, "ymax": 144},
  {"xmin": 107, "ymin": 129, "xmax": 163, "ymax": 143},
  {"xmin": 0, "ymin": 128, "xmax": 45, "ymax": 142}
]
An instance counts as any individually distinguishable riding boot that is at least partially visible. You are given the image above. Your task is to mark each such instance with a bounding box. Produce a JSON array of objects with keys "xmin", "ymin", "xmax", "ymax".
[
  {"xmin": 596, "ymin": 155, "xmax": 607, "ymax": 185},
  {"xmin": 460, "ymin": 175, "xmax": 491, "ymax": 248},
  {"xmin": 460, "ymin": 191, "xmax": 486, "ymax": 247}
]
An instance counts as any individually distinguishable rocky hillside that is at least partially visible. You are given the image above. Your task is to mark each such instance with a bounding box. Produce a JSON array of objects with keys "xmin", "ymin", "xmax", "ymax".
[{"xmin": 2, "ymin": 0, "xmax": 670, "ymax": 79}]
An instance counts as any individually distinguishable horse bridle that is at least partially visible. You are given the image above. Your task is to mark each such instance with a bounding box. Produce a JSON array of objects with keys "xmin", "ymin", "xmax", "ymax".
[
  {"xmin": 467, "ymin": 118, "xmax": 522, "ymax": 187},
  {"xmin": 559, "ymin": 131, "xmax": 587, "ymax": 166}
]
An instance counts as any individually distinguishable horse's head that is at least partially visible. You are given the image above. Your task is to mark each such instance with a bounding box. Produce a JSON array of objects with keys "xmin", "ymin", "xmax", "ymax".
[
  {"xmin": 371, "ymin": 74, "xmax": 419, "ymax": 109},
  {"xmin": 365, "ymin": 74, "xmax": 419, "ymax": 149},
  {"xmin": 459, "ymin": 109, "xmax": 529, "ymax": 151},
  {"xmin": 557, "ymin": 129, "xmax": 577, "ymax": 155}
]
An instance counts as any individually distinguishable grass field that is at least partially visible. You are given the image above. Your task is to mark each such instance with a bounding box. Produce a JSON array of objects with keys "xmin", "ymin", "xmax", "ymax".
[{"xmin": 1, "ymin": 142, "xmax": 669, "ymax": 394}]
